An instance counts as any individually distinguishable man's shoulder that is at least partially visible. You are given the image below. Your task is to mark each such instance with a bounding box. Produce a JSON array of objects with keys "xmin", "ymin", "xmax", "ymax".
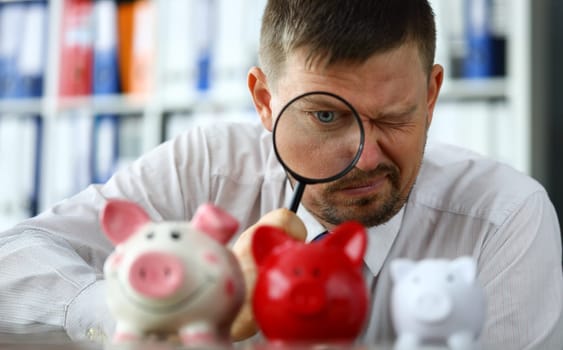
[
  {"xmin": 187, "ymin": 119, "xmax": 269, "ymax": 143},
  {"xmin": 175, "ymin": 120, "xmax": 285, "ymax": 181},
  {"xmin": 410, "ymin": 143, "xmax": 545, "ymax": 225},
  {"xmin": 176, "ymin": 120, "xmax": 274, "ymax": 160}
]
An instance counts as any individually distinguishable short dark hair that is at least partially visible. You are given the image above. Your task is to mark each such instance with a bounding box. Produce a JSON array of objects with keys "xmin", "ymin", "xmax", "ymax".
[{"xmin": 259, "ymin": 0, "xmax": 436, "ymax": 84}]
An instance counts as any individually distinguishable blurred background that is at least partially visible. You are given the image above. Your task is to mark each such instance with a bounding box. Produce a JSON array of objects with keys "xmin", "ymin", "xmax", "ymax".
[{"xmin": 0, "ymin": 0, "xmax": 561, "ymax": 238}]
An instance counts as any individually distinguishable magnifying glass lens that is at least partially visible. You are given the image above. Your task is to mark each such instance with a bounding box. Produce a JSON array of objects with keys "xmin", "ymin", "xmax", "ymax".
[{"xmin": 274, "ymin": 92, "xmax": 363, "ymax": 182}]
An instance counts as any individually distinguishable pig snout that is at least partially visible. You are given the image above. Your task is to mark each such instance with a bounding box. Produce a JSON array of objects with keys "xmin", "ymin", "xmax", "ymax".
[
  {"xmin": 411, "ymin": 289, "xmax": 452, "ymax": 323},
  {"xmin": 129, "ymin": 252, "xmax": 185, "ymax": 299},
  {"xmin": 289, "ymin": 281, "xmax": 326, "ymax": 315}
]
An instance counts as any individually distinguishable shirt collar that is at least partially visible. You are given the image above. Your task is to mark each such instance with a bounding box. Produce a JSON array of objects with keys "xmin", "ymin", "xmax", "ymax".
[
  {"xmin": 363, "ymin": 206, "xmax": 404, "ymax": 275},
  {"xmin": 290, "ymin": 184, "xmax": 404, "ymax": 276}
]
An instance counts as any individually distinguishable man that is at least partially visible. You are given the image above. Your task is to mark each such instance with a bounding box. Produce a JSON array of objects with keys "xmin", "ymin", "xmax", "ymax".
[{"xmin": 0, "ymin": 0, "xmax": 561, "ymax": 349}]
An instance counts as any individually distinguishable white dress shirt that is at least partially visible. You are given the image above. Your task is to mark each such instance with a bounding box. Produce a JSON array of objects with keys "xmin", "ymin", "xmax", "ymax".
[{"xmin": 0, "ymin": 121, "xmax": 561, "ymax": 349}]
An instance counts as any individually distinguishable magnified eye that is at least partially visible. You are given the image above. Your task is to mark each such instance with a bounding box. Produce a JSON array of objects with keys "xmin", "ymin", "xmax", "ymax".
[{"xmin": 314, "ymin": 111, "xmax": 335, "ymax": 123}]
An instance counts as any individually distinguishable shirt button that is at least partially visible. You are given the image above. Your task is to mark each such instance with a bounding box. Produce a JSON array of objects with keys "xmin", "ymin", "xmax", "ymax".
[{"xmin": 86, "ymin": 327, "xmax": 106, "ymax": 343}]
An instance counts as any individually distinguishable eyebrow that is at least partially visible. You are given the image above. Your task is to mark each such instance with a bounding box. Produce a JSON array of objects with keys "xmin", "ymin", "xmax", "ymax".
[
  {"xmin": 377, "ymin": 104, "xmax": 418, "ymax": 119},
  {"xmin": 296, "ymin": 95, "xmax": 349, "ymax": 110}
]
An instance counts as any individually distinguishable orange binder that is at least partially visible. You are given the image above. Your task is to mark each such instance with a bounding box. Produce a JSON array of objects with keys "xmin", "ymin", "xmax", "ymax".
[{"xmin": 117, "ymin": 0, "xmax": 154, "ymax": 95}]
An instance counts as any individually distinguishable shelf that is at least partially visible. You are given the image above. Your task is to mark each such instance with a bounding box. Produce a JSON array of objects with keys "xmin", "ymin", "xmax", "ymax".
[
  {"xmin": 0, "ymin": 91, "xmax": 254, "ymax": 118},
  {"xmin": 161, "ymin": 89, "xmax": 253, "ymax": 113},
  {"xmin": 438, "ymin": 77, "xmax": 507, "ymax": 101},
  {"xmin": 54, "ymin": 94, "xmax": 149, "ymax": 115},
  {"xmin": 0, "ymin": 98, "xmax": 43, "ymax": 115},
  {"xmin": 0, "ymin": 95, "xmax": 148, "ymax": 116}
]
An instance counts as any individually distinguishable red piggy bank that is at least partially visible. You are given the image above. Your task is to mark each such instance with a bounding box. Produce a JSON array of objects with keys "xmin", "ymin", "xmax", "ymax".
[{"xmin": 251, "ymin": 221, "xmax": 369, "ymax": 344}]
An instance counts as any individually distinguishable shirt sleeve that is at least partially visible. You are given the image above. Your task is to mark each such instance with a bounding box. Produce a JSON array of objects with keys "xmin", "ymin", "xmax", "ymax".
[
  {"xmin": 0, "ymin": 227, "xmax": 113, "ymax": 341},
  {"xmin": 478, "ymin": 189, "xmax": 563, "ymax": 349},
  {"xmin": 0, "ymin": 132, "xmax": 205, "ymax": 342},
  {"xmin": 0, "ymin": 123, "xmax": 272, "ymax": 343}
]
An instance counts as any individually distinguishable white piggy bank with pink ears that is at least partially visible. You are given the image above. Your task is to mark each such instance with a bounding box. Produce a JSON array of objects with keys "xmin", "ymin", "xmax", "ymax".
[
  {"xmin": 390, "ymin": 256, "xmax": 486, "ymax": 350},
  {"xmin": 100, "ymin": 199, "xmax": 245, "ymax": 346}
]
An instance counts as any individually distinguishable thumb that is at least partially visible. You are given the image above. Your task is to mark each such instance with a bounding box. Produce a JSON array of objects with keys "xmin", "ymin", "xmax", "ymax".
[
  {"xmin": 253, "ymin": 208, "xmax": 307, "ymax": 242},
  {"xmin": 230, "ymin": 208, "xmax": 307, "ymax": 341}
]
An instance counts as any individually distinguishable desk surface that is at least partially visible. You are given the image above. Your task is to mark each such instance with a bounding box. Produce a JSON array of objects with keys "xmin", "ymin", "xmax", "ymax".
[{"xmin": 0, "ymin": 332, "xmax": 450, "ymax": 350}]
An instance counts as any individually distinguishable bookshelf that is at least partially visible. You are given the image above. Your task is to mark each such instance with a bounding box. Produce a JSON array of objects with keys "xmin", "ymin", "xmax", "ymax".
[
  {"xmin": 429, "ymin": 0, "xmax": 531, "ymax": 175},
  {"xmin": 0, "ymin": 0, "xmax": 536, "ymax": 229}
]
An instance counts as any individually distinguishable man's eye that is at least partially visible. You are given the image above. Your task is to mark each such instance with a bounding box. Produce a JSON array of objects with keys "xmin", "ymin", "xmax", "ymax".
[{"xmin": 314, "ymin": 111, "xmax": 336, "ymax": 123}]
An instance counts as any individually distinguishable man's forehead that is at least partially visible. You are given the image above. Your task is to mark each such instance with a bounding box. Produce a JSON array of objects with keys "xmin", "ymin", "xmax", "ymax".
[{"xmin": 272, "ymin": 44, "xmax": 426, "ymax": 104}]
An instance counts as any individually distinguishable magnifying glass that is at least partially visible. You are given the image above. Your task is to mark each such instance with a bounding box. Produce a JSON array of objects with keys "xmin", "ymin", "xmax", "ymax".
[{"xmin": 272, "ymin": 91, "xmax": 365, "ymax": 212}]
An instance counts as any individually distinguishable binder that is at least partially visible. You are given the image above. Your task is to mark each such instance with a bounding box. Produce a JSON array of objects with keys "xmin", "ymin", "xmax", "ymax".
[
  {"xmin": 429, "ymin": 101, "xmax": 492, "ymax": 156},
  {"xmin": 29, "ymin": 115, "xmax": 43, "ymax": 216},
  {"xmin": 428, "ymin": 0, "xmax": 451, "ymax": 78},
  {"xmin": 116, "ymin": 114, "xmax": 143, "ymax": 168},
  {"xmin": 116, "ymin": 0, "xmax": 134, "ymax": 93},
  {"xmin": 117, "ymin": 0, "xmax": 154, "ymax": 95},
  {"xmin": 93, "ymin": 0, "xmax": 120, "ymax": 95},
  {"xmin": 159, "ymin": 0, "xmax": 196, "ymax": 100},
  {"xmin": 73, "ymin": 110, "xmax": 94, "ymax": 194},
  {"xmin": 21, "ymin": 1, "xmax": 47, "ymax": 216},
  {"xmin": 194, "ymin": 0, "xmax": 216, "ymax": 92},
  {"xmin": 463, "ymin": 0, "xmax": 506, "ymax": 78},
  {"xmin": 213, "ymin": 0, "xmax": 248, "ymax": 97},
  {"xmin": 0, "ymin": 114, "xmax": 42, "ymax": 224},
  {"xmin": 91, "ymin": 114, "xmax": 119, "ymax": 183},
  {"xmin": 0, "ymin": 116, "xmax": 24, "ymax": 228},
  {"xmin": 0, "ymin": 2, "xmax": 27, "ymax": 98},
  {"xmin": 18, "ymin": 0, "xmax": 48, "ymax": 98},
  {"xmin": 51, "ymin": 112, "xmax": 90, "ymax": 202},
  {"xmin": 0, "ymin": 1, "xmax": 46, "ymax": 218},
  {"xmin": 92, "ymin": 0, "xmax": 120, "ymax": 183},
  {"xmin": 130, "ymin": 0, "xmax": 154, "ymax": 94},
  {"xmin": 59, "ymin": 0, "xmax": 94, "ymax": 96},
  {"xmin": 242, "ymin": 0, "xmax": 266, "ymax": 67}
]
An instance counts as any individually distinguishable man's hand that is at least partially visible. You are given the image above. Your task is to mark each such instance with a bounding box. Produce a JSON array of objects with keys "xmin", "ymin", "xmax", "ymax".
[{"xmin": 230, "ymin": 208, "xmax": 307, "ymax": 341}]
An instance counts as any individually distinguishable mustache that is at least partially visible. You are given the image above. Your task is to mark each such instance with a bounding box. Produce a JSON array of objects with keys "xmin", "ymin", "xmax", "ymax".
[{"xmin": 326, "ymin": 163, "xmax": 400, "ymax": 192}]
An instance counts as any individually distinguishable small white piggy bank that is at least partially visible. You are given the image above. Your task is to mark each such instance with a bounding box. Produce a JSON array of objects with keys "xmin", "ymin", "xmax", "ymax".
[
  {"xmin": 100, "ymin": 199, "xmax": 245, "ymax": 346},
  {"xmin": 390, "ymin": 256, "xmax": 486, "ymax": 350}
]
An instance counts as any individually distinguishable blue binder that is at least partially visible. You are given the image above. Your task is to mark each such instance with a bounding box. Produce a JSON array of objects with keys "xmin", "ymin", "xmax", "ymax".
[
  {"xmin": 91, "ymin": 114, "xmax": 120, "ymax": 183},
  {"xmin": 195, "ymin": 0, "xmax": 216, "ymax": 92},
  {"xmin": 463, "ymin": 0, "xmax": 506, "ymax": 78},
  {"xmin": 91, "ymin": 0, "xmax": 120, "ymax": 184},
  {"xmin": 29, "ymin": 115, "xmax": 43, "ymax": 216},
  {"xmin": 0, "ymin": 1, "xmax": 47, "ymax": 217},
  {"xmin": 0, "ymin": 2, "xmax": 27, "ymax": 98}
]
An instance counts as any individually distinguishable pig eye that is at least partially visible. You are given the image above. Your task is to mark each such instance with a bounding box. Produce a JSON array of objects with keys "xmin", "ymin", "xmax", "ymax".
[
  {"xmin": 446, "ymin": 273, "xmax": 455, "ymax": 283},
  {"xmin": 146, "ymin": 232, "xmax": 155, "ymax": 240},
  {"xmin": 170, "ymin": 231, "xmax": 181, "ymax": 240},
  {"xmin": 293, "ymin": 267, "xmax": 303, "ymax": 276},
  {"xmin": 312, "ymin": 268, "xmax": 321, "ymax": 277}
]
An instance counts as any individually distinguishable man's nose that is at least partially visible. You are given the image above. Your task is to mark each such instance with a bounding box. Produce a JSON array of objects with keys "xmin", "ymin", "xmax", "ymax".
[{"xmin": 354, "ymin": 126, "xmax": 382, "ymax": 171}]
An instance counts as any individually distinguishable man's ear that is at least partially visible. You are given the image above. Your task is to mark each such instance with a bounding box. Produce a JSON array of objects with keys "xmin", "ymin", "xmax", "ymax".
[
  {"xmin": 248, "ymin": 66, "xmax": 274, "ymax": 131},
  {"xmin": 426, "ymin": 63, "xmax": 444, "ymax": 127}
]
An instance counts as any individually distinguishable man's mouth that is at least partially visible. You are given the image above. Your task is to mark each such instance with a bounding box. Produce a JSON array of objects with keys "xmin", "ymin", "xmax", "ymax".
[{"xmin": 337, "ymin": 175, "xmax": 388, "ymax": 196}]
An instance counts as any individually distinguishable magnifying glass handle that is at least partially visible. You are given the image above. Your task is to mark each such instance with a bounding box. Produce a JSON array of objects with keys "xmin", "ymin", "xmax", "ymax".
[{"xmin": 289, "ymin": 181, "xmax": 306, "ymax": 213}]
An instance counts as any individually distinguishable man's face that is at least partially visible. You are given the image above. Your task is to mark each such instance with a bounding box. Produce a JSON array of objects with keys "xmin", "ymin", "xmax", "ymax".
[{"xmin": 252, "ymin": 44, "xmax": 443, "ymax": 229}]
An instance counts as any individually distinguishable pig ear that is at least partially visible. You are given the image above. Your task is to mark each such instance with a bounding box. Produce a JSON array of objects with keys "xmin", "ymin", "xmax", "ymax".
[
  {"xmin": 390, "ymin": 259, "xmax": 415, "ymax": 283},
  {"xmin": 191, "ymin": 203, "xmax": 239, "ymax": 245},
  {"xmin": 449, "ymin": 256, "xmax": 477, "ymax": 283},
  {"xmin": 101, "ymin": 199, "xmax": 150, "ymax": 245},
  {"xmin": 321, "ymin": 221, "xmax": 366, "ymax": 267},
  {"xmin": 252, "ymin": 225, "xmax": 295, "ymax": 267}
]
